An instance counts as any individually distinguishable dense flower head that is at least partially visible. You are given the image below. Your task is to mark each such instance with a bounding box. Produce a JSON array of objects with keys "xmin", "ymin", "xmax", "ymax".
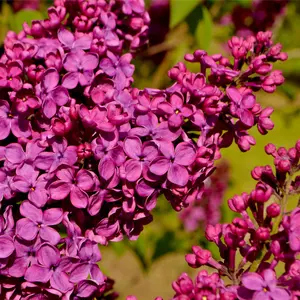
[
  {"xmin": 162, "ymin": 139, "xmax": 300, "ymax": 300},
  {"xmin": 0, "ymin": 0, "xmax": 289, "ymax": 297}
]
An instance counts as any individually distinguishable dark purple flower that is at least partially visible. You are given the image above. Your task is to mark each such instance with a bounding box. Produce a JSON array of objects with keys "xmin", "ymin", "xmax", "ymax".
[
  {"xmin": 12, "ymin": 163, "xmax": 48, "ymax": 208},
  {"xmin": 130, "ymin": 112, "xmax": 181, "ymax": 142},
  {"xmin": 283, "ymin": 208, "xmax": 300, "ymax": 252},
  {"xmin": 8, "ymin": 238, "xmax": 39, "ymax": 278},
  {"xmin": 158, "ymin": 92, "xmax": 193, "ymax": 129}
]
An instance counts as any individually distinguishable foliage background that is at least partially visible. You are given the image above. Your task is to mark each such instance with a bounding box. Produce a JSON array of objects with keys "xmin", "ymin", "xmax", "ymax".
[{"xmin": 1, "ymin": 0, "xmax": 299, "ymax": 298}]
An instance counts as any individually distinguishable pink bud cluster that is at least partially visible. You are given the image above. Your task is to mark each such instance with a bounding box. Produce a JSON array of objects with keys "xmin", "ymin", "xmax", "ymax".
[{"xmin": 165, "ymin": 140, "xmax": 300, "ymax": 300}]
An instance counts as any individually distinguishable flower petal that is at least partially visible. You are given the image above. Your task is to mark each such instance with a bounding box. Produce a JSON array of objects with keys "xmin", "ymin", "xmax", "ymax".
[
  {"xmin": 25, "ymin": 265, "xmax": 52, "ymax": 283},
  {"xmin": 20, "ymin": 201, "xmax": 43, "ymax": 222},
  {"xmin": 149, "ymin": 157, "xmax": 170, "ymax": 176},
  {"xmin": 168, "ymin": 163, "xmax": 189, "ymax": 186},
  {"xmin": 70, "ymin": 186, "xmax": 88, "ymax": 208},
  {"xmin": 0, "ymin": 235, "xmax": 15, "ymax": 258},
  {"xmin": 241, "ymin": 272, "xmax": 265, "ymax": 290},
  {"xmin": 49, "ymin": 180, "xmax": 71, "ymax": 200}
]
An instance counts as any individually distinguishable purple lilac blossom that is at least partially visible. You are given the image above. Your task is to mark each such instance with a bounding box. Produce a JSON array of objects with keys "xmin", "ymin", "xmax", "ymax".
[{"xmin": 0, "ymin": 0, "xmax": 290, "ymax": 297}]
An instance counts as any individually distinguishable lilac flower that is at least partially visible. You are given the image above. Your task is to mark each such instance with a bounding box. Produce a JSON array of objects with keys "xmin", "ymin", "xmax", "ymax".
[
  {"xmin": 0, "ymin": 169, "xmax": 15, "ymax": 201},
  {"xmin": 49, "ymin": 165, "xmax": 95, "ymax": 208},
  {"xmin": 0, "ymin": 100, "xmax": 31, "ymax": 140},
  {"xmin": 283, "ymin": 208, "xmax": 300, "ymax": 252},
  {"xmin": 158, "ymin": 92, "xmax": 193, "ymax": 129},
  {"xmin": 122, "ymin": 136, "xmax": 158, "ymax": 182},
  {"xmin": 25, "ymin": 243, "xmax": 73, "ymax": 293},
  {"xmin": 69, "ymin": 239, "xmax": 104, "ymax": 284},
  {"xmin": 4, "ymin": 141, "xmax": 44, "ymax": 172},
  {"xmin": 10, "ymin": 84, "xmax": 41, "ymax": 113},
  {"xmin": 64, "ymin": 280, "xmax": 99, "ymax": 299},
  {"xmin": 39, "ymin": 68, "xmax": 69, "ymax": 118},
  {"xmin": 130, "ymin": 112, "xmax": 181, "ymax": 142},
  {"xmin": 100, "ymin": 52, "xmax": 134, "ymax": 90},
  {"xmin": 149, "ymin": 142, "xmax": 196, "ymax": 186},
  {"xmin": 79, "ymin": 105, "xmax": 115, "ymax": 132},
  {"xmin": 8, "ymin": 238, "xmax": 39, "ymax": 278},
  {"xmin": 0, "ymin": 235, "xmax": 15, "ymax": 259},
  {"xmin": 238, "ymin": 270, "xmax": 290, "ymax": 300},
  {"xmin": 227, "ymin": 87, "xmax": 256, "ymax": 127},
  {"xmin": 62, "ymin": 49, "xmax": 99, "ymax": 89},
  {"xmin": 121, "ymin": 0, "xmax": 145, "ymax": 15},
  {"xmin": 16, "ymin": 201, "xmax": 63, "ymax": 244},
  {"xmin": 57, "ymin": 28, "xmax": 92, "ymax": 51},
  {"xmin": 0, "ymin": 61, "xmax": 23, "ymax": 91},
  {"xmin": 12, "ymin": 164, "xmax": 48, "ymax": 208},
  {"xmin": 34, "ymin": 138, "xmax": 77, "ymax": 173}
]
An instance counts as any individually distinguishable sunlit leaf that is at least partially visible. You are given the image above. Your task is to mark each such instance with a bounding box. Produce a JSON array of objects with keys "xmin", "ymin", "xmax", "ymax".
[
  {"xmin": 170, "ymin": 0, "xmax": 200, "ymax": 28},
  {"xmin": 9, "ymin": 9, "xmax": 43, "ymax": 33},
  {"xmin": 195, "ymin": 6, "xmax": 213, "ymax": 50}
]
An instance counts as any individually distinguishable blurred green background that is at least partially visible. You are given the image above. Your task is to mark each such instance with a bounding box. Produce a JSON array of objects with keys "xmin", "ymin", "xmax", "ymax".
[{"xmin": 1, "ymin": 0, "xmax": 299, "ymax": 298}]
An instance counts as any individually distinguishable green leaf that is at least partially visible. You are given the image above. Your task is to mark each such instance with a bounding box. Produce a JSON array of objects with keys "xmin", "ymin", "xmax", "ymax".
[
  {"xmin": 170, "ymin": 0, "xmax": 200, "ymax": 28},
  {"xmin": 9, "ymin": 9, "xmax": 43, "ymax": 33},
  {"xmin": 195, "ymin": 6, "xmax": 213, "ymax": 50}
]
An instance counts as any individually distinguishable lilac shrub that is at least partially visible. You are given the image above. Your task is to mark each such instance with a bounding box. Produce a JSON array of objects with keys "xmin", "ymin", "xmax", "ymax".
[
  {"xmin": 0, "ymin": 0, "xmax": 289, "ymax": 298},
  {"xmin": 165, "ymin": 140, "xmax": 300, "ymax": 300}
]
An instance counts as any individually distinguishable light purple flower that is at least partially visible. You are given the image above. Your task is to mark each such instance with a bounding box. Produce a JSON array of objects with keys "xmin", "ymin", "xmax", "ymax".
[
  {"xmin": 0, "ymin": 61, "xmax": 23, "ymax": 91},
  {"xmin": 34, "ymin": 138, "xmax": 77, "ymax": 173},
  {"xmin": 0, "ymin": 100, "xmax": 31, "ymax": 140},
  {"xmin": 40, "ymin": 68, "xmax": 69, "ymax": 118},
  {"xmin": 25, "ymin": 243, "xmax": 73, "ymax": 293},
  {"xmin": 49, "ymin": 165, "xmax": 95, "ymax": 208},
  {"xmin": 149, "ymin": 141, "xmax": 196, "ymax": 186},
  {"xmin": 69, "ymin": 239, "xmax": 104, "ymax": 284},
  {"xmin": 100, "ymin": 52, "xmax": 134, "ymax": 90},
  {"xmin": 62, "ymin": 49, "xmax": 99, "ymax": 89},
  {"xmin": 122, "ymin": 136, "xmax": 158, "ymax": 182},
  {"xmin": 16, "ymin": 201, "xmax": 63, "ymax": 244},
  {"xmin": 58, "ymin": 27, "xmax": 92, "ymax": 51},
  {"xmin": 238, "ymin": 269, "xmax": 290, "ymax": 300},
  {"xmin": 227, "ymin": 87, "xmax": 256, "ymax": 127}
]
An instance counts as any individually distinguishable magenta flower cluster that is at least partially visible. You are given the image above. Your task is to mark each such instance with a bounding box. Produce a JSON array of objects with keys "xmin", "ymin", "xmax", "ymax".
[
  {"xmin": 164, "ymin": 140, "xmax": 300, "ymax": 300},
  {"xmin": 0, "ymin": 0, "xmax": 289, "ymax": 298}
]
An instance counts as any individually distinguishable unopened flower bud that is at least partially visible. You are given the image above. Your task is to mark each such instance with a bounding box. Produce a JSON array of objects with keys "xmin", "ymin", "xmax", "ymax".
[
  {"xmin": 267, "ymin": 203, "xmax": 280, "ymax": 218},
  {"xmin": 255, "ymin": 227, "xmax": 270, "ymax": 241}
]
